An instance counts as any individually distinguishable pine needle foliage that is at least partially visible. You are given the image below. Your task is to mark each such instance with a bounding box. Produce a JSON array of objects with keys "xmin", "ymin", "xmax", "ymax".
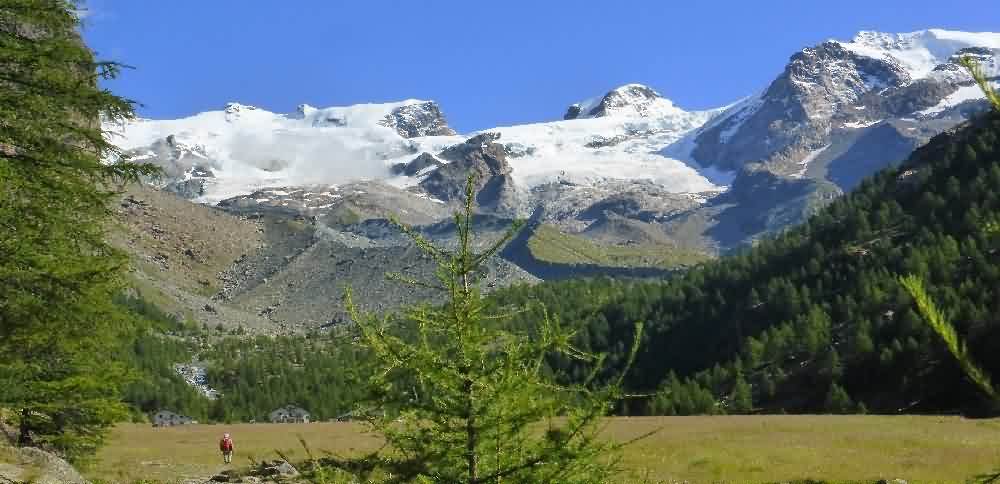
[
  {"xmin": 0, "ymin": 0, "xmax": 158, "ymax": 459},
  {"xmin": 899, "ymin": 275, "xmax": 996, "ymax": 400},
  {"xmin": 960, "ymin": 55, "xmax": 1000, "ymax": 111},
  {"xmin": 344, "ymin": 176, "xmax": 643, "ymax": 483}
]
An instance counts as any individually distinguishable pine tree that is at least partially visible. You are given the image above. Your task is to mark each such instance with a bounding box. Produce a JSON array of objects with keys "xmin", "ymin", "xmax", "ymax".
[
  {"xmin": 344, "ymin": 177, "xmax": 643, "ymax": 483},
  {"xmin": 0, "ymin": 0, "xmax": 156, "ymax": 459},
  {"xmin": 730, "ymin": 374, "xmax": 753, "ymax": 414},
  {"xmin": 824, "ymin": 383, "xmax": 854, "ymax": 414}
]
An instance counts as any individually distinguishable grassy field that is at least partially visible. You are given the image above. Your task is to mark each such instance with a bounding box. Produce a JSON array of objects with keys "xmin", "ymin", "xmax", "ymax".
[
  {"xmin": 527, "ymin": 224, "xmax": 709, "ymax": 269},
  {"xmin": 89, "ymin": 415, "xmax": 1000, "ymax": 483}
]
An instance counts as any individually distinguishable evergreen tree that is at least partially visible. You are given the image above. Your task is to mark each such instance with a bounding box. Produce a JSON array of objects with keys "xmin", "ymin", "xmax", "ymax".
[
  {"xmin": 0, "ymin": 0, "xmax": 156, "ymax": 459},
  {"xmin": 730, "ymin": 375, "xmax": 753, "ymax": 414},
  {"xmin": 344, "ymin": 177, "xmax": 642, "ymax": 483},
  {"xmin": 824, "ymin": 383, "xmax": 853, "ymax": 414}
]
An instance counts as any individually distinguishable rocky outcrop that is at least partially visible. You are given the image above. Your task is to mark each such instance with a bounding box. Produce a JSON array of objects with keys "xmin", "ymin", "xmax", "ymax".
[
  {"xmin": 127, "ymin": 135, "xmax": 219, "ymax": 196},
  {"xmin": 563, "ymin": 104, "xmax": 583, "ymax": 120},
  {"xmin": 378, "ymin": 101, "xmax": 457, "ymax": 138},
  {"xmin": 164, "ymin": 178, "xmax": 207, "ymax": 199},
  {"xmin": 259, "ymin": 459, "xmax": 299, "ymax": 478},
  {"xmin": 0, "ymin": 446, "xmax": 89, "ymax": 484},
  {"xmin": 420, "ymin": 133, "xmax": 518, "ymax": 215},
  {"xmin": 390, "ymin": 152, "xmax": 443, "ymax": 176}
]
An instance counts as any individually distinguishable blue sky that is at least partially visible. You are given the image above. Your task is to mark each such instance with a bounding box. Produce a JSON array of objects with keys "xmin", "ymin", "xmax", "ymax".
[{"xmin": 82, "ymin": 0, "xmax": 999, "ymax": 132}]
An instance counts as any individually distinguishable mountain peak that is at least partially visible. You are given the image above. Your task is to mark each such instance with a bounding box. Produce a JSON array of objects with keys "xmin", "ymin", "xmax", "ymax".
[{"xmin": 563, "ymin": 83, "xmax": 682, "ymax": 120}]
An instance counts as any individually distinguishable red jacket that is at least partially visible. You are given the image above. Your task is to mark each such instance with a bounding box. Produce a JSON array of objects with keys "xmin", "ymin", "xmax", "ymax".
[{"xmin": 220, "ymin": 437, "xmax": 233, "ymax": 452}]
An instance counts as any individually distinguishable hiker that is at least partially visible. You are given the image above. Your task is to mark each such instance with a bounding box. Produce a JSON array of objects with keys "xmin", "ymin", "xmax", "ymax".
[{"xmin": 219, "ymin": 433, "xmax": 234, "ymax": 464}]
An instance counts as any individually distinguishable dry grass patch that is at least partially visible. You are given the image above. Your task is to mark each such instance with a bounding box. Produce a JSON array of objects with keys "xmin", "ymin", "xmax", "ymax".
[{"xmin": 528, "ymin": 224, "xmax": 708, "ymax": 269}]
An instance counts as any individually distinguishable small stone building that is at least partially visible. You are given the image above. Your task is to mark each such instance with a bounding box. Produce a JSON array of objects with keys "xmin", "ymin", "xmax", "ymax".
[
  {"xmin": 151, "ymin": 410, "xmax": 195, "ymax": 427},
  {"xmin": 269, "ymin": 405, "xmax": 310, "ymax": 424}
]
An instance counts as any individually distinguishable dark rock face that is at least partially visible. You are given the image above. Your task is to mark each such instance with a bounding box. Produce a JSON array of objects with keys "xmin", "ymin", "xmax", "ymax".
[
  {"xmin": 390, "ymin": 152, "xmax": 443, "ymax": 176},
  {"xmin": 379, "ymin": 101, "xmax": 457, "ymax": 138},
  {"xmin": 563, "ymin": 104, "xmax": 583, "ymax": 120},
  {"xmin": 826, "ymin": 121, "xmax": 922, "ymax": 189},
  {"xmin": 420, "ymin": 132, "xmax": 518, "ymax": 214},
  {"xmin": 694, "ymin": 165, "xmax": 843, "ymax": 248},
  {"xmin": 578, "ymin": 196, "xmax": 645, "ymax": 220}
]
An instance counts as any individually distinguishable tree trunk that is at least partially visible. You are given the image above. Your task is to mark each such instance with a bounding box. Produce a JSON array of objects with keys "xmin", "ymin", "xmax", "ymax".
[
  {"xmin": 465, "ymin": 378, "xmax": 478, "ymax": 483},
  {"xmin": 17, "ymin": 408, "xmax": 32, "ymax": 447}
]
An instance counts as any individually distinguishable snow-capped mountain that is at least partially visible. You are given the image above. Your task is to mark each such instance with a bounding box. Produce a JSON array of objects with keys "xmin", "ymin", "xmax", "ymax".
[
  {"xmin": 107, "ymin": 99, "xmax": 463, "ymax": 203},
  {"xmin": 108, "ymin": 28, "xmax": 999, "ymax": 254},
  {"xmin": 693, "ymin": 29, "xmax": 1000, "ymax": 177},
  {"xmin": 108, "ymin": 85, "xmax": 728, "ymax": 209}
]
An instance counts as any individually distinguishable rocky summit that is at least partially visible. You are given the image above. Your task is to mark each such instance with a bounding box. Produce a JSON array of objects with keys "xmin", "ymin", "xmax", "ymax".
[{"xmin": 378, "ymin": 101, "xmax": 457, "ymax": 138}]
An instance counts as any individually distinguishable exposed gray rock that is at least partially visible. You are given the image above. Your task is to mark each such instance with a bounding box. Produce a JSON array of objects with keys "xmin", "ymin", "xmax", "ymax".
[
  {"xmin": 164, "ymin": 178, "xmax": 207, "ymax": 199},
  {"xmin": 259, "ymin": 459, "xmax": 299, "ymax": 478},
  {"xmin": 128, "ymin": 135, "xmax": 221, "ymax": 183},
  {"xmin": 379, "ymin": 101, "xmax": 457, "ymax": 138},
  {"xmin": 391, "ymin": 152, "xmax": 443, "ymax": 176},
  {"xmin": 0, "ymin": 446, "xmax": 89, "ymax": 484},
  {"xmin": 585, "ymin": 134, "xmax": 630, "ymax": 148},
  {"xmin": 420, "ymin": 133, "xmax": 519, "ymax": 215}
]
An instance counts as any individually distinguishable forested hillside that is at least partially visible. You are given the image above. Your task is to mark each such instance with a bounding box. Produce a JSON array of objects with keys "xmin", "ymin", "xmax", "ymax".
[
  {"xmin": 491, "ymin": 110, "xmax": 1000, "ymax": 416},
  {"xmin": 116, "ymin": 295, "xmax": 366, "ymax": 423}
]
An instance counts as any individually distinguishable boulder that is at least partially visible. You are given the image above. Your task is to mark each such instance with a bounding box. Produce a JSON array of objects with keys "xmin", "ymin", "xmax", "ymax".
[
  {"xmin": 260, "ymin": 459, "xmax": 299, "ymax": 478},
  {"xmin": 0, "ymin": 446, "xmax": 89, "ymax": 484}
]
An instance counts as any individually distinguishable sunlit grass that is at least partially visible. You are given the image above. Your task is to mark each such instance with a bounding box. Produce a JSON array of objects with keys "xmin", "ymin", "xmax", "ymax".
[{"xmin": 89, "ymin": 415, "xmax": 1000, "ymax": 483}]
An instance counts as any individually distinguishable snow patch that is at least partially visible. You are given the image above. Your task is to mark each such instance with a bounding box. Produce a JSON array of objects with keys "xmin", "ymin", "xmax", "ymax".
[
  {"xmin": 838, "ymin": 29, "xmax": 1000, "ymax": 79},
  {"xmin": 918, "ymin": 84, "xmax": 991, "ymax": 115},
  {"xmin": 843, "ymin": 119, "xmax": 882, "ymax": 129}
]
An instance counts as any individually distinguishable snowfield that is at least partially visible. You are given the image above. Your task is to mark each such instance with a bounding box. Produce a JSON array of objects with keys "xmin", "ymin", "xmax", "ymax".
[{"xmin": 106, "ymin": 93, "xmax": 732, "ymax": 203}]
